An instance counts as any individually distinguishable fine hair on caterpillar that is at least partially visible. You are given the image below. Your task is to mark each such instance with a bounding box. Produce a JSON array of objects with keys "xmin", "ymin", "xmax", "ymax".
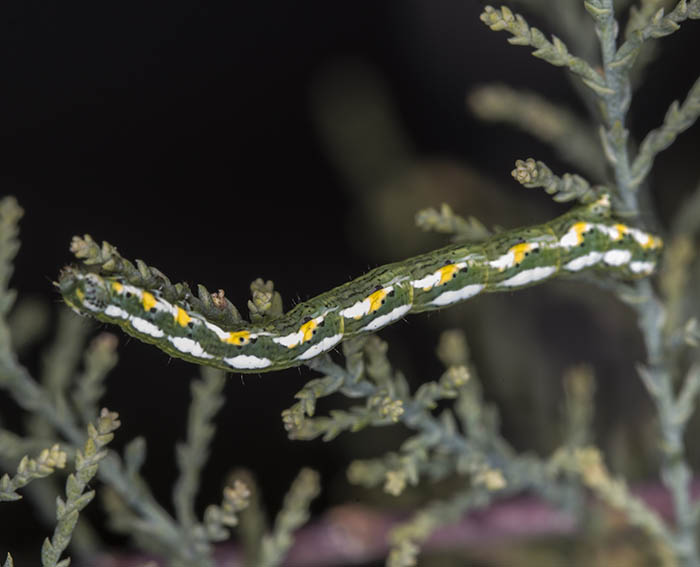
[{"xmin": 58, "ymin": 195, "xmax": 662, "ymax": 373}]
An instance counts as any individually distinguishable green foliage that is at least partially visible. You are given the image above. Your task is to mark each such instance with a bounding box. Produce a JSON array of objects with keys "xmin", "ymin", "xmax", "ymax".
[
  {"xmin": 173, "ymin": 367, "xmax": 227, "ymax": 531},
  {"xmin": 415, "ymin": 202, "xmax": 492, "ymax": 242},
  {"xmin": 0, "ymin": 197, "xmax": 23, "ymax": 365},
  {"xmin": 41, "ymin": 409, "xmax": 120, "ymax": 567},
  {"xmin": 480, "ymin": 5, "xmax": 612, "ymax": 95},
  {"xmin": 2, "ymin": 2, "xmax": 700, "ymax": 566},
  {"xmin": 468, "ymin": 84, "xmax": 606, "ymax": 181},
  {"xmin": 72, "ymin": 334, "xmax": 118, "ymax": 425},
  {"xmin": 631, "ymin": 76, "xmax": 700, "ymax": 188},
  {"xmin": 475, "ymin": 1, "xmax": 700, "ymax": 565},
  {"xmin": 68, "ymin": 234, "xmax": 244, "ymax": 327},
  {"xmin": 0, "ymin": 445, "xmax": 67, "ymax": 502},
  {"xmin": 0, "ymin": 198, "xmax": 316, "ymax": 566},
  {"xmin": 248, "ymin": 278, "xmax": 284, "ymax": 323},
  {"xmin": 259, "ymin": 468, "xmax": 321, "ymax": 567},
  {"xmin": 511, "ymin": 158, "xmax": 603, "ymax": 203},
  {"xmin": 549, "ymin": 447, "xmax": 674, "ymax": 553}
]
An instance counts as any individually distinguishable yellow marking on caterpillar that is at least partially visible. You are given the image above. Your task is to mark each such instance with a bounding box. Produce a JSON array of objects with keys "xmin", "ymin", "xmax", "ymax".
[
  {"xmin": 559, "ymin": 222, "xmax": 590, "ymax": 248},
  {"xmin": 571, "ymin": 222, "xmax": 588, "ymax": 245},
  {"xmin": 509, "ymin": 242, "xmax": 537, "ymax": 265},
  {"xmin": 76, "ymin": 288, "xmax": 85, "ymax": 303},
  {"xmin": 367, "ymin": 288, "xmax": 389, "ymax": 313},
  {"xmin": 436, "ymin": 264, "xmax": 460, "ymax": 286},
  {"xmin": 491, "ymin": 243, "xmax": 539, "ymax": 271},
  {"xmin": 273, "ymin": 316, "xmax": 324, "ymax": 349},
  {"xmin": 142, "ymin": 291, "xmax": 157, "ymax": 312},
  {"xmin": 225, "ymin": 330, "xmax": 251, "ymax": 345},
  {"xmin": 299, "ymin": 318, "xmax": 318, "ymax": 342},
  {"xmin": 614, "ymin": 223, "xmax": 628, "ymax": 240},
  {"xmin": 112, "ymin": 281, "xmax": 124, "ymax": 294},
  {"xmin": 175, "ymin": 306, "xmax": 191, "ymax": 327},
  {"xmin": 642, "ymin": 233, "xmax": 663, "ymax": 249}
]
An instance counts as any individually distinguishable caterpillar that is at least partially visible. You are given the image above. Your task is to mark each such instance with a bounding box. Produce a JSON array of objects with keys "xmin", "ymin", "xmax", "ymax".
[{"xmin": 58, "ymin": 195, "xmax": 662, "ymax": 373}]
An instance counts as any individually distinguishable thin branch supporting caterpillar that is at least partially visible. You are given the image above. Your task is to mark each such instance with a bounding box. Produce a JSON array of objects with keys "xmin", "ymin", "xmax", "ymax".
[{"xmin": 57, "ymin": 195, "xmax": 662, "ymax": 373}]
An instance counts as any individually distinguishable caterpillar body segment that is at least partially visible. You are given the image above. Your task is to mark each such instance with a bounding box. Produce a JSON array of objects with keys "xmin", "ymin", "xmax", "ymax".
[{"xmin": 58, "ymin": 196, "xmax": 662, "ymax": 373}]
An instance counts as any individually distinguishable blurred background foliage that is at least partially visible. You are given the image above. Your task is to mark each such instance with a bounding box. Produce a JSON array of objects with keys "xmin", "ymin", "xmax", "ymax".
[{"xmin": 1, "ymin": 0, "xmax": 700, "ymax": 564}]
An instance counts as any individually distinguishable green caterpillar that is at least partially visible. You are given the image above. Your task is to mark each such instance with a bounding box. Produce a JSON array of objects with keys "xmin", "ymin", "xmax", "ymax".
[{"xmin": 58, "ymin": 195, "xmax": 662, "ymax": 373}]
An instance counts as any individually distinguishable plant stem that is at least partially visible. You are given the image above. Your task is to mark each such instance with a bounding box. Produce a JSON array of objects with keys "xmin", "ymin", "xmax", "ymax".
[
  {"xmin": 595, "ymin": 0, "xmax": 635, "ymax": 213},
  {"xmin": 0, "ymin": 356, "xmax": 183, "ymax": 556},
  {"xmin": 596, "ymin": 0, "xmax": 698, "ymax": 562},
  {"xmin": 634, "ymin": 281, "xmax": 699, "ymax": 565}
]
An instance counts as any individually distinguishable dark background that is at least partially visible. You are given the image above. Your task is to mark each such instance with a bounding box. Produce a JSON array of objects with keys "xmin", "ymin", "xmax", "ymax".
[{"xmin": 2, "ymin": 0, "xmax": 700, "ymax": 559}]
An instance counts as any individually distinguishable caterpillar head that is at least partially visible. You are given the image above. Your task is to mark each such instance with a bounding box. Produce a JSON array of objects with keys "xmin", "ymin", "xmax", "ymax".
[{"xmin": 56, "ymin": 267, "xmax": 111, "ymax": 316}]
